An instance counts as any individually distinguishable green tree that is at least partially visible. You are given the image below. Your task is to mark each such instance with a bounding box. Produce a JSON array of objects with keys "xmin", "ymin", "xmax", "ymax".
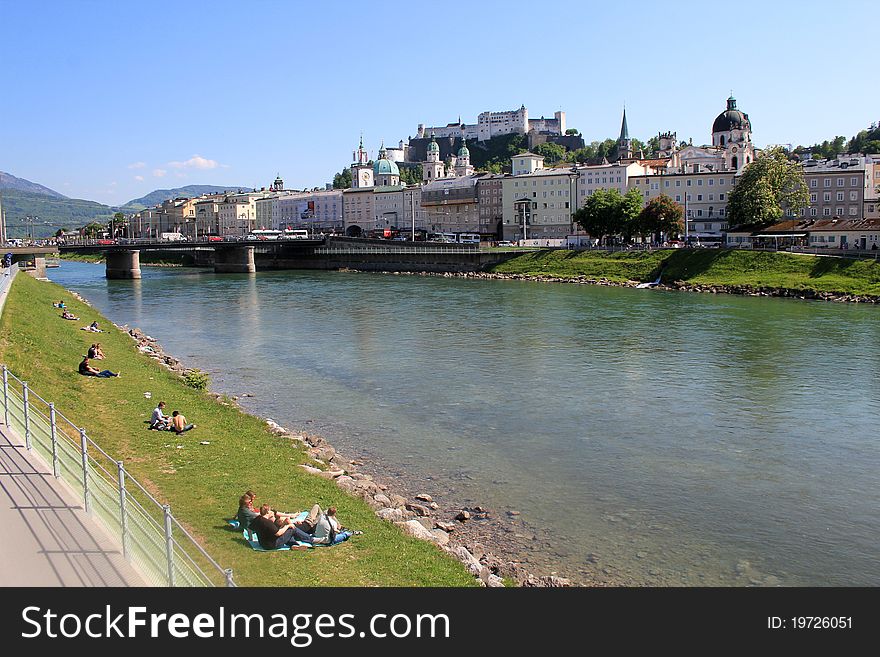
[
  {"xmin": 565, "ymin": 128, "xmax": 580, "ymax": 135},
  {"xmin": 637, "ymin": 194, "xmax": 684, "ymax": 242},
  {"xmin": 532, "ymin": 142, "xmax": 567, "ymax": 164},
  {"xmin": 646, "ymin": 136, "xmax": 660, "ymax": 156},
  {"xmin": 726, "ymin": 147, "xmax": 809, "ymax": 228},
  {"xmin": 573, "ymin": 188, "xmax": 643, "ymax": 244},
  {"xmin": 398, "ymin": 164, "xmax": 423, "ymax": 186},
  {"xmin": 82, "ymin": 222, "xmax": 104, "ymax": 238},
  {"xmin": 332, "ymin": 168, "xmax": 352, "ymax": 189}
]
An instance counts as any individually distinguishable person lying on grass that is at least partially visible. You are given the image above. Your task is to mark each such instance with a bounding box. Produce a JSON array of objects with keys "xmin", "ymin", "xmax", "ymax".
[
  {"xmin": 78, "ymin": 356, "xmax": 119, "ymax": 378},
  {"xmin": 61, "ymin": 311, "xmax": 79, "ymax": 320}
]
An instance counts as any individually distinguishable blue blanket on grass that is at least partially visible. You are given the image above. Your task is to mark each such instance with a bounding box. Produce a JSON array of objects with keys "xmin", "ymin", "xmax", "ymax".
[{"xmin": 229, "ymin": 512, "xmax": 313, "ymax": 550}]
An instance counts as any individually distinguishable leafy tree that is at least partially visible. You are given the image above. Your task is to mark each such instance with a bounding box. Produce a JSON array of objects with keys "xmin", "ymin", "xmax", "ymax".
[
  {"xmin": 726, "ymin": 147, "xmax": 809, "ymax": 228},
  {"xmin": 573, "ymin": 188, "xmax": 643, "ymax": 244},
  {"xmin": 81, "ymin": 222, "xmax": 104, "ymax": 238},
  {"xmin": 332, "ymin": 168, "xmax": 352, "ymax": 189},
  {"xmin": 398, "ymin": 164, "xmax": 423, "ymax": 186},
  {"xmin": 637, "ymin": 194, "xmax": 684, "ymax": 242},
  {"xmin": 532, "ymin": 142, "xmax": 567, "ymax": 164},
  {"xmin": 565, "ymin": 128, "xmax": 580, "ymax": 135},
  {"xmin": 646, "ymin": 136, "xmax": 660, "ymax": 156}
]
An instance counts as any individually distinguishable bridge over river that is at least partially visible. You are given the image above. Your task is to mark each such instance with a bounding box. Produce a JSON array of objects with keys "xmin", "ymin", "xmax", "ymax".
[{"xmin": 58, "ymin": 237, "xmax": 519, "ymax": 278}]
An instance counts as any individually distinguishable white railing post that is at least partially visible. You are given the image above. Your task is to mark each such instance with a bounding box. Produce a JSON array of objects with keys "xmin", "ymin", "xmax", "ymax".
[
  {"xmin": 2, "ymin": 365, "xmax": 8, "ymax": 427},
  {"xmin": 49, "ymin": 403, "xmax": 60, "ymax": 478},
  {"xmin": 225, "ymin": 569, "xmax": 235, "ymax": 588},
  {"xmin": 117, "ymin": 461, "xmax": 129, "ymax": 561},
  {"xmin": 164, "ymin": 505, "xmax": 175, "ymax": 586},
  {"xmin": 79, "ymin": 428, "xmax": 91, "ymax": 514},
  {"xmin": 22, "ymin": 381, "xmax": 31, "ymax": 450}
]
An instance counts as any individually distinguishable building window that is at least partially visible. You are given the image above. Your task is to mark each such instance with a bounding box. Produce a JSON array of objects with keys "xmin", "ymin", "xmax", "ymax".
[
  {"xmin": 675, "ymin": 195, "xmax": 681, "ymax": 202},
  {"xmin": 851, "ymin": 177, "xmax": 859, "ymax": 186},
  {"xmin": 810, "ymin": 179, "xmax": 817, "ymax": 188},
  {"xmin": 849, "ymin": 207, "xmax": 858, "ymax": 216},
  {"xmin": 664, "ymin": 181, "xmax": 669, "ymax": 188},
  {"xmin": 810, "ymin": 193, "xmax": 817, "ymax": 203},
  {"xmin": 824, "ymin": 192, "xmax": 831, "ymax": 202},
  {"xmin": 836, "ymin": 207, "xmax": 844, "ymax": 216},
  {"xmin": 837, "ymin": 192, "xmax": 844, "ymax": 202},
  {"xmin": 824, "ymin": 178, "xmax": 831, "ymax": 187},
  {"xmin": 708, "ymin": 178, "xmax": 714, "ymax": 186},
  {"xmin": 823, "ymin": 208, "xmax": 831, "ymax": 216},
  {"xmin": 676, "ymin": 180, "xmax": 681, "ymax": 187},
  {"xmin": 719, "ymin": 193, "xmax": 725, "ymax": 200},
  {"xmin": 810, "ymin": 208, "xmax": 817, "ymax": 217},
  {"xmin": 837, "ymin": 178, "xmax": 844, "ymax": 187},
  {"xmin": 850, "ymin": 192, "xmax": 857, "ymax": 201},
  {"xmin": 687, "ymin": 180, "xmax": 692, "ymax": 186}
]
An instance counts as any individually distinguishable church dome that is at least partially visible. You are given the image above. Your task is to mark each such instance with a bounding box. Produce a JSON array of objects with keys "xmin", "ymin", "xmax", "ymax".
[
  {"xmin": 713, "ymin": 96, "xmax": 751, "ymax": 134},
  {"xmin": 374, "ymin": 157, "xmax": 399, "ymax": 176},
  {"xmin": 428, "ymin": 139, "xmax": 439, "ymax": 154},
  {"xmin": 458, "ymin": 142, "xmax": 469, "ymax": 158}
]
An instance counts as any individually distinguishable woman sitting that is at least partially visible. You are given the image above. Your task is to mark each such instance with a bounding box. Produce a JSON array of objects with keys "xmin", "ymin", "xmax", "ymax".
[
  {"xmin": 87, "ymin": 343, "xmax": 105, "ymax": 360},
  {"xmin": 78, "ymin": 356, "xmax": 119, "ymax": 378}
]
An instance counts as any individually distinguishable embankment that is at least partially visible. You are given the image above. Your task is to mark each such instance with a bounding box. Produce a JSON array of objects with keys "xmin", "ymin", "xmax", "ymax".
[
  {"xmin": 485, "ymin": 249, "xmax": 880, "ymax": 301},
  {"xmin": 0, "ymin": 274, "xmax": 480, "ymax": 587}
]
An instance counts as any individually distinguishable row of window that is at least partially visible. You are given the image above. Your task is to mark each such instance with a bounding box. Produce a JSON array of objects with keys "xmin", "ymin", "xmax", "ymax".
[
  {"xmin": 808, "ymin": 177, "xmax": 862, "ymax": 188},
  {"xmin": 635, "ymin": 177, "xmax": 730, "ymax": 187},
  {"xmin": 811, "ymin": 192, "xmax": 860, "ymax": 202}
]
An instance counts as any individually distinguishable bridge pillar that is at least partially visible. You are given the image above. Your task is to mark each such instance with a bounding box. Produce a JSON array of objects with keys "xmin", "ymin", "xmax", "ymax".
[
  {"xmin": 105, "ymin": 250, "xmax": 142, "ymax": 279},
  {"xmin": 214, "ymin": 246, "xmax": 256, "ymax": 274}
]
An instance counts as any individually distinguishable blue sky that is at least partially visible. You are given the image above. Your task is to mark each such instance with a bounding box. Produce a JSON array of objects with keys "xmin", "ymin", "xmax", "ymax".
[{"xmin": 1, "ymin": 0, "xmax": 877, "ymax": 206}]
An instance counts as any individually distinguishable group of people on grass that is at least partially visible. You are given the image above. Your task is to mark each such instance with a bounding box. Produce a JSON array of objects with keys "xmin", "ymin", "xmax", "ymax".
[
  {"xmin": 236, "ymin": 490, "xmax": 359, "ymax": 550},
  {"xmin": 149, "ymin": 401, "xmax": 196, "ymax": 434},
  {"xmin": 57, "ymin": 297, "xmax": 120, "ymax": 378}
]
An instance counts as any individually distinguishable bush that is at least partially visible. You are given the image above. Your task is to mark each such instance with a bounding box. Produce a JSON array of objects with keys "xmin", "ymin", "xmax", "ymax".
[{"xmin": 183, "ymin": 369, "xmax": 209, "ymax": 390}]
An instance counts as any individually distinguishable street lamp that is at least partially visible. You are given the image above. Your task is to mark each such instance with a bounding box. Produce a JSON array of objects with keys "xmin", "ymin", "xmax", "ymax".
[{"xmin": 569, "ymin": 165, "xmax": 579, "ymax": 243}]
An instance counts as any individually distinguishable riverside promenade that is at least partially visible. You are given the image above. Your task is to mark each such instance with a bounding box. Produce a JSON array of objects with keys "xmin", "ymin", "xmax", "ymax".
[{"xmin": 0, "ymin": 423, "xmax": 144, "ymax": 586}]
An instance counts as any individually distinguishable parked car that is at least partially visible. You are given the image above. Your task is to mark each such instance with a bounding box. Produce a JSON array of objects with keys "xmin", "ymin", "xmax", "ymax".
[
  {"xmin": 496, "ymin": 241, "xmax": 516, "ymax": 247},
  {"xmin": 96, "ymin": 239, "xmax": 115, "ymax": 245},
  {"xmin": 207, "ymin": 236, "xmax": 223, "ymax": 242}
]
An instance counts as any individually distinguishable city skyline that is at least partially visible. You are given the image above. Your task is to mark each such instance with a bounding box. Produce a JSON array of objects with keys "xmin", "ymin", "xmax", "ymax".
[{"xmin": 1, "ymin": 0, "xmax": 877, "ymax": 205}]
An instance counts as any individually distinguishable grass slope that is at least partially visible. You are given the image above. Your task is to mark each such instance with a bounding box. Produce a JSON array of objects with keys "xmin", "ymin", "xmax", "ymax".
[
  {"xmin": 489, "ymin": 249, "xmax": 880, "ymax": 296},
  {"xmin": 0, "ymin": 275, "xmax": 475, "ymax": 587}
]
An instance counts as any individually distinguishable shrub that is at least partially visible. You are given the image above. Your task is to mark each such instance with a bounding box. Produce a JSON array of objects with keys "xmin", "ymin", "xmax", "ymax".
[{"xmin": 183, "ymin": 369, "xmax": 209, "ymax": 390}]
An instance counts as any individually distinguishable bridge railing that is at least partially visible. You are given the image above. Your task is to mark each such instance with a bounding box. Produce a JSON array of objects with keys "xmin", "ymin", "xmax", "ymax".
[{"xmin": 1, "ymin": 365, "xmax": 235, "ymax": 587}]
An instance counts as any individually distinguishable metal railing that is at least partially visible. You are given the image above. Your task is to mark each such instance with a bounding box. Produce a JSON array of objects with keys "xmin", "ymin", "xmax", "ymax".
[
  {"xmin": 1, "ymin": 365, "xmax": 235, "ymax": 587},
  {"xmin": 0, "ymin": 263, "xmax": 19, "ymax": 300},
  {"xmin": 316, "ymin": 246, "xmax": 481, "ymax": 255}
]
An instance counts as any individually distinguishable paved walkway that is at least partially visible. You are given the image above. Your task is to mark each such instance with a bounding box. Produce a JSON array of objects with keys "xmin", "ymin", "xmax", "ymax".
[{"xmin": 0, "ymin": 424, "xmax": 145, "ymax": 586}]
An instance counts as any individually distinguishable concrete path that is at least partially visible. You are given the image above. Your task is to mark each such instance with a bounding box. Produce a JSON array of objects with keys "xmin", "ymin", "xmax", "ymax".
[{"xmin": 0, "ymin": 424, "xmax": 145, "ymax": 586}]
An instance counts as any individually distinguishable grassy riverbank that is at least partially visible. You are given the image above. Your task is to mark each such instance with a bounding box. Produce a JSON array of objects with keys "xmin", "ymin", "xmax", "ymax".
[
  {"xmin": 489, "ymin": 249, "xmax": 880, "ymax": 296},
  {"xmin": 59, "ymin": 252, "xmax": 195, "ymax": 266},
  {"xmin": 0, "ymin": 274, "xmax": 475, "ymax": 586}
]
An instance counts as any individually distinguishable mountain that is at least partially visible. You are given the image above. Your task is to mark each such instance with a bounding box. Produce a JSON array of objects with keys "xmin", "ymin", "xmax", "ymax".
[
  {"xmin": 0, "ymin": 171, "xmax": 67, "ymax": 198},
  {"xmin": 122, "ymin": 185, "xmax": 249, "ymax": 211},
  {"xmin": 0, "ymin": 189, "xmax": 114, "ymax": 239}
]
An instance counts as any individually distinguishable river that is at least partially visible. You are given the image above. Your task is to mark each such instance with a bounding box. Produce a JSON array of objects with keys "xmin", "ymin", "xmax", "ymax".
[{"xmin": 49, "ymin": 261, "xmax": 880, "ymax": 586}]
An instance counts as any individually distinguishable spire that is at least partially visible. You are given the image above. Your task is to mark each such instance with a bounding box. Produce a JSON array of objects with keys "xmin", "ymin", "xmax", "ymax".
[
  {"xmin": 359, "ymin": 132, "xmax": 364, "ymax": 149},
  {"xmin": 619, "ymin": 107, "xmax": 629, "ymax": 141}
]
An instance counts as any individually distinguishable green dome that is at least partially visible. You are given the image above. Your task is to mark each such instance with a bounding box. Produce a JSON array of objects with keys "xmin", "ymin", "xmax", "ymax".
[
  {"xmin": 374, "ymin": 157, "xmax": 400, "ymax": 176},
  {"xmin": 458, "ymin": 143, "xmax": 469, "ymax": 158},
  {"xmin": 428, "ymin": 139, "xmax": 439, "ymax": 153}
]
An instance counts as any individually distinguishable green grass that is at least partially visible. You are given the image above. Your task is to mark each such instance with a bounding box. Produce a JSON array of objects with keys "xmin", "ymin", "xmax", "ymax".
[
  {"xmin": 0, "ymin": 274, "xmax": 476, "ymax": 587},
  {"xmin": 489, "ymin": 249, "xmax": 880, "ymax": 296}
]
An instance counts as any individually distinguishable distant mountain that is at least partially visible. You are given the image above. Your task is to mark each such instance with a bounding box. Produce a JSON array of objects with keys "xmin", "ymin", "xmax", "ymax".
[
  {"xmin": 122, "ymin": 185, "xmax": 249, "ymax": 210},
  {"xmin": 1, "ymin": 189, "xmax": 114, "ymax": 239},
  {"xmin": 0, "ymin": 171, "xmax": 67, "ymax": 199}
]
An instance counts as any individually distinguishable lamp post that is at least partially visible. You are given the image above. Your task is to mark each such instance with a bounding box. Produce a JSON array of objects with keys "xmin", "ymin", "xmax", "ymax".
[{"xmin": 569, "ymin": 165, "xmax": 579, "ymax": 244}]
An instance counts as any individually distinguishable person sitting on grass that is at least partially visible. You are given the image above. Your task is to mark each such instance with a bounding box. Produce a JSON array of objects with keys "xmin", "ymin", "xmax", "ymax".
[
  {"xmin": 170, "ymin": 410, "xmax": 196, "ymax": 434},
  {"xmin": 54, "ymin": 300, "xmax": 66, "ymax": 309},
  {"xmin": 248, "ymin": 504, "xmax": 301, "ymax": 550},
  {"xmin": 78, "ymin": 356, "xmax": 119, "ymax": 378},
  {"xmin": 149, "ymin": 401, "xmax": 170, "ymax": 430},
  {"xmin": 87, "ymin": 343, "xmax": 105, "ymax": 360},
  {"xmin": 236, "ymin": 491, "xmax": 259, "ymax": 531},
  {"xmin": 61, "ymin": 311, "xmax": 79, "ymax": 320}
]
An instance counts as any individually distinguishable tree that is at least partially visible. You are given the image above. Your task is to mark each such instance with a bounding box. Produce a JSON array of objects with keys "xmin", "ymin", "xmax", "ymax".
[
  {"xmin": 532, "ymin": 142, "xmax": 567, "ymax": 164},
  {"xmin": 332, "ymin": 168, "xmax": 352, "ymax": 189},
  {"xmin": 81, "ymin": 222, "xmax": 104, "ymax": 238},
  {"xmin": 398, "ymin": 164, "xmax": 423, "ymax": 186},
  {"xmin": 726, "ymin": 147, "xmax": 809, "ymax": 228},
  {"xmin": 565, "ymin": 128, "xmax": 580, "ymax": 136},
  {"xmin": 110, "ymin": 211, "xmax": 126, "ymax": 238},
  {"xmin": 573, "ymin": 188, "xmax": 643, "ymax": 244},
  {"xmin": 637, "ymin": 194, "xmax": 684, "ymax": 243}
]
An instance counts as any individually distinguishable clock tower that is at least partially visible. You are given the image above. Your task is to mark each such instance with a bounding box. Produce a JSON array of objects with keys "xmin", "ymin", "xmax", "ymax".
[{"xmin": 351, "ymin": 134, "xmax": 374, "ymax": 188}]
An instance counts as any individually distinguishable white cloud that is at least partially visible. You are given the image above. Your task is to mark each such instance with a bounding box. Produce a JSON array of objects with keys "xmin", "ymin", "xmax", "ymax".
[
  {"xmin": 168, "ymin": 154, "xmax": 220, "ymax": 170},
  {"xmin": 134, "ymin": 175, "xmax": 144, "ymax": 181},
  {"xmin": 153, "ymin": 169, "xmax": 167, "ymax": 178},
  {"xmin": 127, "ymin": 161, "xmax": 147, "ymax": 169}
]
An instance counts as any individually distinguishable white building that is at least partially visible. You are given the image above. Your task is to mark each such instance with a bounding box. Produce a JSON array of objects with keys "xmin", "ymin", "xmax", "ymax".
[
  {"xmin": 502, "ymin": 155, "xmax": 577, "ymax": 240},
  {"xmin": 218, "ymin": 192, "xmax": 267, "ymax": 237}
]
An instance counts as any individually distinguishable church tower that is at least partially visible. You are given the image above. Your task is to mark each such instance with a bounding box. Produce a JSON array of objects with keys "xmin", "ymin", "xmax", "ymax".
[
  {"xmin": 271, "ymin": 173, "xmax": 284, "ymax": 192},
  {"xmin": 351, "ymin": 134, "xmax": 373, "ymax": 188},
  {"xmin": 617, "ymin": 108, "xmax": 633, "ymax": 161},
  {"xmin": 422, "ymin": 132, "xmax": 446, "ymax": 182}
]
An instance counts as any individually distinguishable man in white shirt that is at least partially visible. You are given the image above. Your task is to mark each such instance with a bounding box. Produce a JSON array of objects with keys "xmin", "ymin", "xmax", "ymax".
[{"xmin": 150, "ymin": 401, "xmax": 170, "ymax": 430}]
